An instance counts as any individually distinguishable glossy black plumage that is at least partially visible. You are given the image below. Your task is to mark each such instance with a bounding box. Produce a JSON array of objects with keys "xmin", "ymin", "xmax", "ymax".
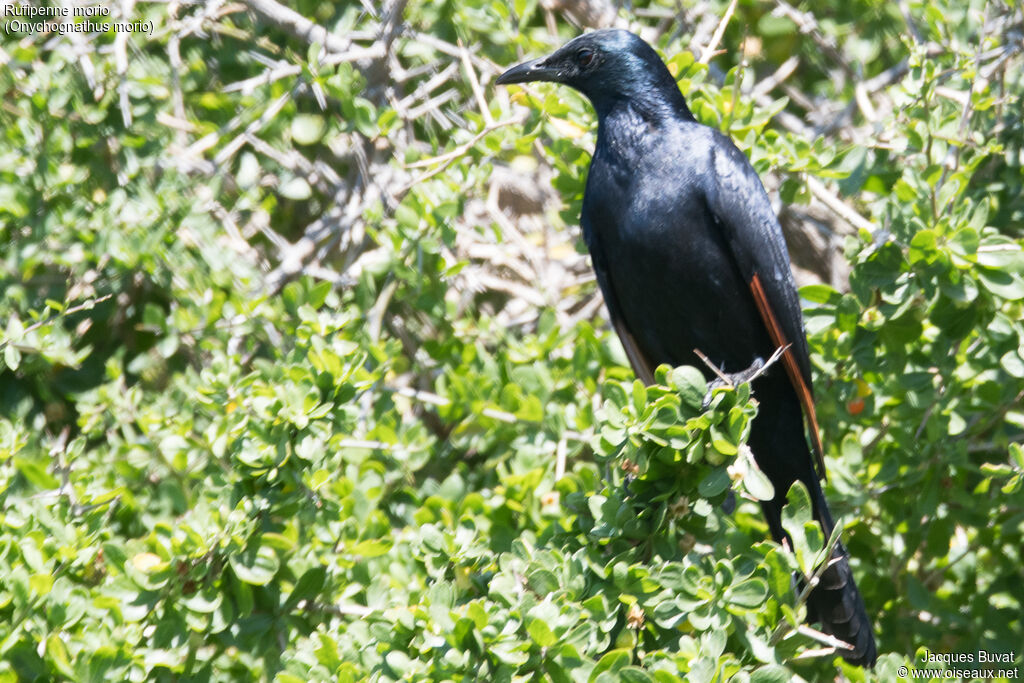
[{"xmin": 498, "ymin": 29, "xmax": 877, "ymax": 667}]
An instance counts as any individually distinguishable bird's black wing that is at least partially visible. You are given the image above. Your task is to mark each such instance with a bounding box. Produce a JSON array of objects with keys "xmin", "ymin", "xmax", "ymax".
[
  {"xmin": 581, "ymin": 213, "xmax": 657, "ymax": 386},
  {"xmin": 705, "ymin": 137, "xmax": 877, "ymax": 666},
  {"xmin": 704, "ymin": 134, "xmax": 826, "ymax": 479}
]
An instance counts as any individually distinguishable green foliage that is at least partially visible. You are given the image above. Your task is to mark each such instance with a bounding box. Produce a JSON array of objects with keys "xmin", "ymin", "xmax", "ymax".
[
  {"xmin": 800, "ymin": 37, "xmax": 1024, "ymax": 664},
  {"xmin": 1, "ymin": 0, "xmax": 1022, "ymax": 681}
]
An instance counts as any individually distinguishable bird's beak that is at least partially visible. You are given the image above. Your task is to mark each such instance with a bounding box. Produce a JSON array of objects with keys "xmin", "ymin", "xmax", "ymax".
[{"xmin": 495, "ymin": 56, "xmax": 561, "ymax": 85}]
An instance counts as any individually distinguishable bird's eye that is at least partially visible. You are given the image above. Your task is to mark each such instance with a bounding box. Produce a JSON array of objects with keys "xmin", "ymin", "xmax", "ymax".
[{"xmin": 576, "ymin": 48, "xmax": 595, "ymax": 67}]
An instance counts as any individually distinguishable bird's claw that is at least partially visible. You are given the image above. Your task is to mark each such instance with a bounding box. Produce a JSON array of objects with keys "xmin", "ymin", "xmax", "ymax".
[{"xmin": 700, "ymin": 356, "xmax": 765, "ymax": 410}]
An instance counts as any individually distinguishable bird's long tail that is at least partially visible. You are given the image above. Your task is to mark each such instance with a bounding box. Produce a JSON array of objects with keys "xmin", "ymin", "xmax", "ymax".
[
  {"xmin": 736, "ymin": 358, "xmax": 877, "ymax": 666},
  {"xmin": 805, "ymin": 540, "xmax": 878, "ymax": 667},
  {"xmin": 746, "ymin": 358, "xmax": 878, "ymax": 666},
  {"xmin": 755, "ymin": 447, "xmax": 877, "ymax": 667},
  {"xmin": 800, "ymin": 468, "xmax": 878, "ymax": 668}
]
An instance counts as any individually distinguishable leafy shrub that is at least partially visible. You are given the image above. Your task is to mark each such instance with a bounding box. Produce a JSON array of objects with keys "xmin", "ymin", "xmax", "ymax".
[{"xmin": 0, "ymin": 0, "xmax": 1021, "ymax": 681}]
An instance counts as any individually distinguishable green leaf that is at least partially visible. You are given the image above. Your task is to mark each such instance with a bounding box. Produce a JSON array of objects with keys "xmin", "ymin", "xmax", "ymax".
[
  {"xmin": 527, "ymin": 617, "xmax": 558, "ymax": 647},
  {"xmin": 1001, "ymin": 350, "xmax": 1024, "ymax": 378},
  {"xmin": 739, "ymin": 452, "xmax": 775, "ymax": 501},
  {"xmin": 350, "ymin": 539, "xmax": 393, "ymax": 557},
  {"xmin": 908, "ymin": 229, "xmax": 938, "ymax": 264},
  {"xmin": 13, "ymin": 457, "xmax": 59, "ymax": 489},
  {"xmin": 3, "ymin": 344, "xmax": 19, "ymax": 371},
  {"xmin": 619, "ymin": 667, "xmax": 657, "ymax": 683},
  {"xmin": 385, "ymin": 650, "xmax": 412, "ymax": 676},
  {"xmin": 283, "ymin": 566, "xmax": 327, "ymax": 611},
  {"xmin": 750, "ymin": 665, "xmax": 792, "ymax": 683},
  {"xmin": 29, "ymin": 573, "xmax": 53, "ymax": 596},
  {"xmin": 781, "ymin": 481, "xmax": 812, "ymax": 526},
  {"xmin": 291, "ymin": 114, "xmax": 326, "ymax": 145},
  {"xmin": 709, "ymin": 425, "xmax": 738, "ymax": 458},
  {"xmin": 308, "ymin": 280, "xmax": 332, "ymax": 309},
  {"xmin": 700, "ymin": 629, "xmax": 726, "ymax": 660},
  {"xmin": 976, "ymin": 239, "xmax": 1024, "ymax": 269},
  {"xmin": 669, "ymin": 365, "xmax": 708, "ymax": 410},
  {"xmin": 698, "ymin": 467, "xmax": 730, "ymax": 498},
  {"xmin": 182, "ymin": 584, "xmax": 223, "ymax": 614},
  {"xmin": 763, "ymin": 547, "xmax": 793, "ymax": 600},
  {"xmin": 1010, "ymin": 443, "xmax": 1024, "ymax": 469},
  {"xmin": 527, "ymin": 568, "xmax": 560, "ymax": 594},
  {"xmin": 229, "ymin": 544, "xmax": 280, "ymax": 586},
  {"xmin": 631, "ymin": 379, "xmax": 647, "ymax": 413},
  {"xmin": 45, "ymin": 635, "xmax": 75, "ymax": 679},
  {"xmin": 687, "ymin": 656, "xmax": 717, "ymax": 683},
  {"xmin": 977, "ymin": 267, "xmax": 1024, "ymax": 300},
  {"xmin": 279, "ymin": 177, "xmax": 312, "ymax": 200},
  {"xmin": 491, "ymin": 641, "xmax": 529, "ymax": 666},
  {"xmin": 726, "ymin": 577, "xmax": 768, "ymax": 609},
  {"xmin": 799, "ymin": 283, "xmax": 841, "ymax": 304},
  {"xmin": 591, "ymin": 649, "xmax": 632, "ymax": 681},
  {"xmin": 781, "ymin": 482, "xmax": 826, "ymax": 575}
]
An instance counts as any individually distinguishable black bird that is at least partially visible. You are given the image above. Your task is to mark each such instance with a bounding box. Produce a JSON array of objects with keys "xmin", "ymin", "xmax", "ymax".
[{"xmin": 497, "ymin": 29, "xmax": 877, "ymax": 667}]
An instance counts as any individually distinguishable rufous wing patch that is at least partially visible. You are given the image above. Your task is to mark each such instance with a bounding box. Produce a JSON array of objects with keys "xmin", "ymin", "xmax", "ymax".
[{"xmin": 749, "ymin": 272, "xmax": 827, "ymax": 480}]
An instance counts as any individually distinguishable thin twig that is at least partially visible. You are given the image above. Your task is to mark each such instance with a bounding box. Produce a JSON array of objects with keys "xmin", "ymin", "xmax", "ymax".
[
  {"xmin": 748, "ymin": 344, "xmax": 790, "ymax": 383},
  {"xmin": 773, "ymin": 0, "xmax": 857, "ymax": 81},
  {"xmin": 222, "ymin": 64, "xmax": 301, "ymax": 94},
  {"xmin": 749, "ymin": 56, "xmax": 799, "ymax": 99},
  {"xmin": 337, "ymin": 438, "xmax": 394, "ymax": 451},
  {"xmin": 699, "ymin": 0, "xmax": 738, "ymax": 65},
  {"xmin": 1, "ymin": 295, "xmax": 114, "ymax": 351},
  {"xmin": 115, "ymin": 0, "xmax": 135, "ymax": 127},
  {"xmin": 805, "ymin": 176, "xmax": 874, "ymax": 233},
  {"xmin": 795, "ymin": 624, "xmax": 855, "ymax": 651},
  {"xmin": 241, "ymin": 0, "xmax": 358, "ymax": 55},
  {"xmin": 399, "ymin": 117, "xmax": 523, "ymax": 191},
  {"xmin": 555, "ymin": 437, "xmax": 567, "ymax": 481},
  {"xmin": 693, "ymin": 348, "xmax": 732, "ymax": 384},
  {"xmin": 459, "ymin": 39, "xmax": 495, "ymax": 126}
]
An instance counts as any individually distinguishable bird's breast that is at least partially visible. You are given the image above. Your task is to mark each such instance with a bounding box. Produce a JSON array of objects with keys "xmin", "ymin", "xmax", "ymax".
[{"xmin": 582, "ymin": 155, "xmax": 769, "ymax": 371}]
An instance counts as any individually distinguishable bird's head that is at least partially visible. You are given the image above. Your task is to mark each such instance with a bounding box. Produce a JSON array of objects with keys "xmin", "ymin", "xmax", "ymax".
[{"xmin": 496, "ymin": 30, "xmax": 692, "ymax": 121}]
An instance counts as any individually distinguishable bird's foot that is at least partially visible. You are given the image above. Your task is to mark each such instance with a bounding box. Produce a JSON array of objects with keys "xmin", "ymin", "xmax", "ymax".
[{"xmin": 700, "ymin": 356, "xmax": 765, "ymax": 410}]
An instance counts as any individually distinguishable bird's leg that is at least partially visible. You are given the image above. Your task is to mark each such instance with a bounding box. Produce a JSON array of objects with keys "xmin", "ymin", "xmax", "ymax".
[
  {"xmin": 695, "ymin": 345, "xmax": 790, "ymax": 410},
  {"xmin": 697, "ymin": 353, "xmax": 765, "ymax": 410},
  {"xmin": 720, "ymin": 356, "xmax": 767, "ymax": 385}
]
